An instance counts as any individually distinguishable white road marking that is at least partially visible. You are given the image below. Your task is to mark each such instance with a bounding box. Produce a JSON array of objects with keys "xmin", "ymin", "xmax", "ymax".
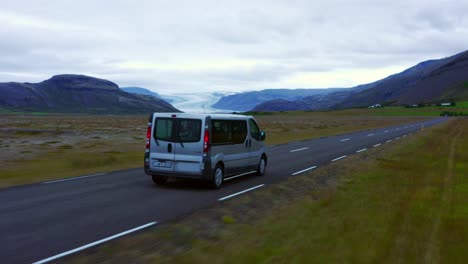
[
  {"xmin": 218, "ymin": 184, "xmax": 265, "ymax": 201},
  {"xmin": 290, "ymin": 147, "xmax": 309, "ymax": 152},
  {"xmin": 356, "ymin": 148, "xmax": 367, "ymax": 153},
  {"xmin": 386, "ymin": 140, "xmax": 392, "ymax": 143},
  {"xmin": 33, "ymin": 222, "xmax": 157, "ymax": 264},
  {"xmin": 224, "ymin": 171, "xmax": 257, "ymax": 181},
  {"xmin": 292, "ymin": 166, "xmax": 317, "ymax": 176},
  {"xmin": 340, "ymin": 138, "xmax": 351, "ymax": 142},
  {"xmin": 396, "ymin": 137, "xmax": 401, "ymax": 140},
  {"xmin": 403, "ymin": 134, "xmax": 407, "ymax": 137},
  {"xmin": 384, "ymin": 130, "xmax": 389, "ymax": 133},
  {"xmin": 373, "ymin": 143, "xmax": 381, "ymax": 147},
  {"xmin": 42, "ymin": 173, "xmax": 107, "ymax": 184},
  {"xmin": 367, "ymin": 133, "xmax": 374, "ymax": 136},
  {"xmin": 331, "ymin": 155, "xmax": 347, "ymax": 162}
]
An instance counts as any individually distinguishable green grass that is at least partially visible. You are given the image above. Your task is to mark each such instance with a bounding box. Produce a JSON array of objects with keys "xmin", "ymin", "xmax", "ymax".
[
  {"xmin": 71, "ymin": 118, "xmax": 468, "ymax": 263},
  {"xmin": 456, "ymin": 101, "xmax": 468, "ymax": 108},
  {"xmin": 178, "ymin": 119, "xmax": 467, "ymax": 263}
]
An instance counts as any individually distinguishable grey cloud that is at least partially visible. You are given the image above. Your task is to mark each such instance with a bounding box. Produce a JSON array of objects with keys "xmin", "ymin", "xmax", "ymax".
[{"xmin": 0, "ymin": 0, "xmax": 467, "ymax": 93}]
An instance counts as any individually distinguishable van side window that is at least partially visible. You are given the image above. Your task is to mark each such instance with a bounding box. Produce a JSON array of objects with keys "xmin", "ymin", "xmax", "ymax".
[
  {"xmin": 212, "ymin": 119, "xmax": 247, "ymax": 145},
  {"xmin": 212, "ymin": 120, "xmax": 231, "ymax": 145},
  {"xmin": 249, "ymin": 119, "xmax": 260, "ymax": 141},
  {"xmin": 232, "ymin": 120, "xmax": 247, "ymax": 144}
]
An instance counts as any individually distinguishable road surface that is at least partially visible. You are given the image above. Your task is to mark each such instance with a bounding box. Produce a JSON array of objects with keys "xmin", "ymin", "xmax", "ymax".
[{"xmin": 0, "ymin": 117, "xmax": 447, "ymax": 263}]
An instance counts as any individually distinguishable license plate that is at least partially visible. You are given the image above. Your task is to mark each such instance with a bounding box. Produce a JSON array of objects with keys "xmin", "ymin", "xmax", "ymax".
[{"xmin": 153, "ymin": 161, "xmax": 172, "ymax": 168}]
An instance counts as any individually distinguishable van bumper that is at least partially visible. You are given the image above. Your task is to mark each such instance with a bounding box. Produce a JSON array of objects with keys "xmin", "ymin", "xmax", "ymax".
[
  {"xmin": 145, "ymin": 170, "xmax": 213, "ymax": 180},
  {"xmin": 144, "ymin": 155, "xmax": 213, "ymax": 181}
]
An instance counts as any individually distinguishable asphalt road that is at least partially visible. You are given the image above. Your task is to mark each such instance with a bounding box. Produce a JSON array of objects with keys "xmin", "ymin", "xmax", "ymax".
[{"xmin": 0, "ymin": 117, "xmax": 447, "ymax": 263}]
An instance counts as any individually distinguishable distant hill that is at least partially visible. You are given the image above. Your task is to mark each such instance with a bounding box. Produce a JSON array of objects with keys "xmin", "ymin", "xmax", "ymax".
[
  {"xmin": 211, "ymin": 88, "xmax": 346, "ymax": 111},
  {"xmin": 121, "ymin": 87, "xmax": 176, "ymax": 103},
  {"xmin": 0, "ymin": 74, "xmax": 179, "ymax": 114},
  {"xmin": 253, "ymin": 50, "xmax": 468, "ymax": 111},
  {"xmin": 121, "ymin": 87, "xmax": 161, "ymax": 98}
]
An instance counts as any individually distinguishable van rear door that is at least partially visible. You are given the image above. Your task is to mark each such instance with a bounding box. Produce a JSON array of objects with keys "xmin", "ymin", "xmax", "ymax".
[
  {"xmin": 172, "ymin": 118, "xmax": 204, "ymax": 175},
  {"xmin": 149, "ymin": 116, "xmax": 176, "ymax": 173}
]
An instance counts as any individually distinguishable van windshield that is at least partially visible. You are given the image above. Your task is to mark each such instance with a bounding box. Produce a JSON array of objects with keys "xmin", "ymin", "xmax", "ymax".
[{"xmin": 154, "ymin": 118, "xmax": 202, "ymax": 143}]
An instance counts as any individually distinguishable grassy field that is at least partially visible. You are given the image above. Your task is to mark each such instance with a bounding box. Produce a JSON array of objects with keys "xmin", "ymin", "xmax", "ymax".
[
  {"xmin": 70, "ymin": 117, "xmax": 467, "ymax": 263},
  {"xmin": 0, "ymin": 115, "xmax": 148, "ymax": 188},
  {"xmin": 0, "ymin": 113, "xmax": 432, "ymax": 188}
]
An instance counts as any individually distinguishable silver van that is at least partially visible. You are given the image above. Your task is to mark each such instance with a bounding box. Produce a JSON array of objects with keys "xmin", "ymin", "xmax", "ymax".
[{"xmin": 144, "ymin": 113, "xmax": 268, "ymax": 188}]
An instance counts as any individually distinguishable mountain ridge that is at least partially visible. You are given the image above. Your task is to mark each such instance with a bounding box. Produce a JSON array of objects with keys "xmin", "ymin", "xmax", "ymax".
[
  {"xmin": 251, "ymin": 50, "xmax": 468, "ymax": 112},
  {"xmin": 0, "ymin": 74, "xmax": 179, "ymax": 114},
  {"xmin": 211, "ymin": 88, "xmax": 347, "ymax": 111}
]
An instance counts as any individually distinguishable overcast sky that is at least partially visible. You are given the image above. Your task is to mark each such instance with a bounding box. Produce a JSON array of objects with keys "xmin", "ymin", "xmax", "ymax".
[{"xmin": 1, "ymin": 0, "xmax": 467, "ymax": 94}]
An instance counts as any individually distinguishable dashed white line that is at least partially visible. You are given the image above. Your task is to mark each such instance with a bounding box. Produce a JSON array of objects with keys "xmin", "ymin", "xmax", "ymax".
[
  {"xmin": 373, "ymin": 143, "xmax": 381, "ymax": 147},
  {"xmin": 42, "ymin": 173, "xmax": 107, "ymax": 184},
  {"xmin": 367, "ymin": 133, "xmax": 374, "ymax": 136},
  {"xmin": 331, "ymin": 155, "xmax": 347, "ymax": 162},
  {"xmin": 340, "ymin": 138, "xmax": 351, "ymax": 142},
  {"xmin": 290, "ymin": 147, "xmax": 309, "ymax": 153},
  {"xmin": 386, "ymin": 140, "xmax": 392, "ymax": 143},
  {"xmin": 218, "ymin": 184, "xmax": 265, "ymax": 201},
  {"xmin": 396, "ymin": 137, "xmax": 400, "ymax": 140},
  {"xmin": 356, "ymin": 148, "xmax": 367, "ymax": 153},
  {"xmin": 384, "ymin": 130, "xmax": 389, "ymax": 133},
  {"xmin": 33, "ymin": 222, "xmax": 157, "ymax": 264},
  {"xmin": 403, "ymin": 134, "xmax": 407, "ymax": 137},
  {"xmin": 292, "ymin": 166, "xmax": 317, "ymax": 176}
]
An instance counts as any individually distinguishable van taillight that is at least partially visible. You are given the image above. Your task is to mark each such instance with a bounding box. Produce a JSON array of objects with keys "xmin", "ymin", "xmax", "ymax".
[
  {"xmin": 203, "ymin": 129, "xmax": 210, "ymax": 153},
  {"xmin": 146, "ymin": 123, "xmax": 152, "ymax": 149}
]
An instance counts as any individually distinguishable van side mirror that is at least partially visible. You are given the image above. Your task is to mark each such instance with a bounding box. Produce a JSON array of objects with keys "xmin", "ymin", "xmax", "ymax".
[{"xmin": 259, "ymin": 131, "xmax": 266, "ymax": 141}]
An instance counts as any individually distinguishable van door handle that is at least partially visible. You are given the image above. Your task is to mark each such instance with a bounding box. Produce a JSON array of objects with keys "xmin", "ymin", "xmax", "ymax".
[
  {"xmin": 167, "ymin": 143, "xmax": 172, "ymax": 153},
  {"xmin": 245, "ymin": 139, "xmax": 251, "ymax": 148}
]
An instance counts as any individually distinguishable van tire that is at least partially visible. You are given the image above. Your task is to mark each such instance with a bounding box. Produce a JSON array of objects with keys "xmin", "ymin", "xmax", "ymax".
[
  {"xmin": 152, "ymin": 175, "xmax": 168, "ymax": 185},
  {"xmin": 211, "ymin": 164, "xmax": 224, "ymax": 189},
  {"xmin": 257, "ymin": 156, "xmax": 267, "ymax": 176}
]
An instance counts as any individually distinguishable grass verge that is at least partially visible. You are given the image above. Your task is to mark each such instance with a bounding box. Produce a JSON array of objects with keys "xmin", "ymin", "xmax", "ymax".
[
  {"xmin": 71, "ymin": 118, "xmax": 467, "ymax": 263},
  {"xmin": 0, "ymin": 150, "xmax": 142, "ymax": 188}
]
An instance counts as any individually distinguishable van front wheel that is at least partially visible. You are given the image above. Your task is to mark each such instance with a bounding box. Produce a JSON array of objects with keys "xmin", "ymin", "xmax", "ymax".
[
  {"xmin": 257, "ymin": 156, "xmax": 266, "ymax": 176},
  {"xmin": 152, "ymin": 175, "xmax": 168, "ymax": 185},
  {"xmin": 211, "ymin": 165, "xmax": 224, "ymax": 189}
]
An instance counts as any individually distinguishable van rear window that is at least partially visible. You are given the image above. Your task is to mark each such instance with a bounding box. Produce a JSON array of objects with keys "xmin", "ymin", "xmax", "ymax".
[{"xmin": 154, "ymin": 118, "xmax": 201, "ymax": 143}]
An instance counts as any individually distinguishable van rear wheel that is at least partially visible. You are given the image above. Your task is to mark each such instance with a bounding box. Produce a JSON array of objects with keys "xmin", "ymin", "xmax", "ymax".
[
  {"xmin": 211, "ymin": 164, "xmax": 224, "ymax": 189},
  {"xmin": 257, "ymin": 156, "xmax": 266, "ymax": 176},
  {"xmin": 152, "ymin": 175, "xmax": 168, "ymax": 185}
]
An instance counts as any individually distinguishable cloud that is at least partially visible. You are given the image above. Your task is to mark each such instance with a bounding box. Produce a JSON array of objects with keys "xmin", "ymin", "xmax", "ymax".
[{"xmin": 0, "ymin": 0, "xmax": 467, "ymax": 93}]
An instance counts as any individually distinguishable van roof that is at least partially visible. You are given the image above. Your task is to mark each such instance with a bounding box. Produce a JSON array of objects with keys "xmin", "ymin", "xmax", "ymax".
[{"xmin": 152, "ymin": 113, "xmax": 253, "ymax": 120}]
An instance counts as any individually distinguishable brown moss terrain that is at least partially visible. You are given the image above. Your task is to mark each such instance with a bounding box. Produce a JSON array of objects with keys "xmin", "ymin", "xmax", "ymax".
[{"xmin": 0, "ymin": 113, "xmax": 431, "ymax": 188}]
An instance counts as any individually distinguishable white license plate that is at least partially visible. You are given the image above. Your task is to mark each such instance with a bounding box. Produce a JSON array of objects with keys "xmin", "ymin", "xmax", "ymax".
[{"xmin": 153, "ymin": 161, "xmax": 172, "ymax": 168}]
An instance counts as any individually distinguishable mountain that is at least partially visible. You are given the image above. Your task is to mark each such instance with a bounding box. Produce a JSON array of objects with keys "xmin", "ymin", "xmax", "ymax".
[
  {"xmin": 253, "ymin": 50, "xmax": 468, "ymax": 111},
  {"xmin": 0, "ymin": 74, "xmax": 179, "ymax": 114},
  {"xmin": 121, "ymin": 87, "xmax": 177, "ymax": 103},
  {"xmin": 212, "ymin": 88, "xmax": 346, "ymax": 111},
  {"xmin": 121, "ymin": 87, "xmax": 161, "ymax": 98}
]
